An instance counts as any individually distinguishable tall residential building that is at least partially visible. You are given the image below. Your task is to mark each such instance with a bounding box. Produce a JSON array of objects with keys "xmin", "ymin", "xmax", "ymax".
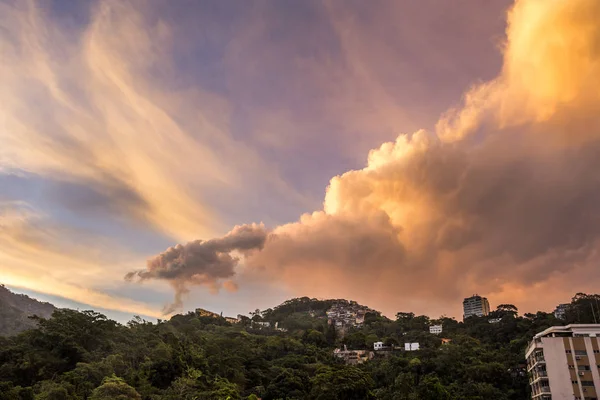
[
  {"xmin": 463, "ymin": 295, "xmax": 490, "ymax": 319},
  {"xmin": 526, "ymin": 324, "xmax": 600, "ymax": 400},
  {"xmin": 554, "ymin": 304, "xmax": 570, "ymax": 320}
]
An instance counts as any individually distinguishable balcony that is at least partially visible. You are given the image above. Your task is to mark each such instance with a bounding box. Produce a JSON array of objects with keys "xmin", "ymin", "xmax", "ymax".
[
  {"xmin": 531, "ymin": 381, "xmax": 552, "ymax": 399},
  {"xmin": 528, "ymin": 357, "xmax": 547, "ymax": 372},
  {"xmin": 530, "ymin": 372, "xmax": 549, "ymax": 385}
]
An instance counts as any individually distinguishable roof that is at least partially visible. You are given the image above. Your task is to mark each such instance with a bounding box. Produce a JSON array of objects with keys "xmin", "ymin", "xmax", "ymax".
[{"xmin": 532, "ymin": 324, "xmax": 600, "ymax": 339}]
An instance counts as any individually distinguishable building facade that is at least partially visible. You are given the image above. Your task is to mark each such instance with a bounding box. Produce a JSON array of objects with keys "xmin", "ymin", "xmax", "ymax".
[
  {"xmin": 525, "ymin": 324, "xmax": 600, "ymax": 400},
  {"xmin": 429, "ymin": 324, "xmax": 443, "ymax": 334},
  {"xmin": 334, "ymin": 346, "xmax": 373, "ymax": 365},
  {"xmin": 554, "ymin": 304, "xmax": 570, "ymax": 320},
  {"xmin": 463, "ymin": 295, "xmax": 490, "ymax": 319},
  {"xmin": 404, "ymin": 342, "xmax": 420, "ymax": 351}
]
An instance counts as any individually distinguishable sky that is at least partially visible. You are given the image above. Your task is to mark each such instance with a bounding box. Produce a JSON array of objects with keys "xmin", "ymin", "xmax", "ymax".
[{"xmin": 2, "ymin": 0, "xmax": 600, "ymax": 322}]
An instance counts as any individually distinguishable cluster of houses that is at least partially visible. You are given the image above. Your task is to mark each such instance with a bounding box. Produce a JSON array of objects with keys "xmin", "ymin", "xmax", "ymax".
[
  {"xmin": 326, "ymin": 301, "xmax": 376, "ymax": 333},
  {"xmin": 334, "ymin": 341, "xmax": 425, "ymax": 365},
  {"xmin": 334, "ymin": 336, "xmax": 455, "ymax": 365},
  {"xmin": 333, "ymin": 322, "xmax": 456, "ymax": 365}
]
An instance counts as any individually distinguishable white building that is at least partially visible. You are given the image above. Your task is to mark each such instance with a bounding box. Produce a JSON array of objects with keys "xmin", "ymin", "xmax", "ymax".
[
  {"xmin": 488, "ymin": 318, "xmax": 502, "ymax": 324},
  {"xmin": 251, "ymin": 321, "xmax": 271, "ymax": 328},
  {"xmin": 525, "ymin": 324, "xmax": 600, "ymax": 400},
  {"xmin": 374, "ymin": 341, "xmax": 384, "ymax": 350},
  {"xmin": 463, "ymin": 295, "xmax": 490, "ymax": 319},
  {"xmin": 405, "ymin": 342, "xmax": 420, "ymax": 351},
  {"xmin": 429, "ymin": 325, "xmax": 443, "ymax": 334}
]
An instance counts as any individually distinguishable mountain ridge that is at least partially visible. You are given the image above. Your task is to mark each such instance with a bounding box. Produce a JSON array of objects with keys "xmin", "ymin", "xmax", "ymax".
[{"xmin": 0, "ymin": 284, "xmax": 56, "ymax": 336}]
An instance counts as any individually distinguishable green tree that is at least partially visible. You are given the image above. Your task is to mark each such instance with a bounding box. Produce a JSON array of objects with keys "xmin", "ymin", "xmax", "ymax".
[
  {"xmin": 416, "ymin": 375, "xmax": 451, "ymax": 400},
  {"xmin": 34, "ymin": 381, "xmax": 75, "ymax": 400},
  {"xmin": 89, "ymin": 376, "xmax": 141, "ymax": 400},
  {"xmin": 303, "ymin": 330, "xmax": 327, "ymax": 347},
  {"xmin": 566, "ymin": 293, "xmax": 600, "ymax": 323},
  {"xmin": 263, "ymin": 369, "xmax": 308, "ymax": 400},
  {"xmin": 309, "ymin": 366, "xmax": 374, "ymax": 400}
]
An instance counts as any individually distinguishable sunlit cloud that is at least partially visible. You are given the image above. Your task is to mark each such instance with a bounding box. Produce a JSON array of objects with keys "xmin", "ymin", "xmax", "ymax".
[
  {"xmin": 0, "ymin": 0, "xmax": 313, "ymax": 242},
  {"xmin": 5, "ymin": 0, "xmax": 592, "ymax": 319},
  {"xmin": 136, "ymin": 0, "xmax": 600, "ymax": 317},
  {"xmin": 0, "ymin": 0, "xmax": 323, "ymax": 316}
]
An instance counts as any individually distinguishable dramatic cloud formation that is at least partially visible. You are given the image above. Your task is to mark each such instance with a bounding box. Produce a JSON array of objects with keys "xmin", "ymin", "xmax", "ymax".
[
  {"xmin": 4, "ymin": 0, "xmax": 597, "ymax": 319},
  {"xmin": 134, "ymin": 0, "xmax": 600, "ymax": 316},
  {"xmin": 126, "ymin": 224, "xmax": 267, "ymax": 313}
]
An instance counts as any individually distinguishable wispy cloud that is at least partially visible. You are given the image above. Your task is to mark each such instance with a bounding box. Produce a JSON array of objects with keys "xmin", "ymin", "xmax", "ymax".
[
  {"xmin": 0, "ymin": 200, "xmax": 163, "ymax": 317},
  {"xmin": 0, "ymin": 0, "xmax": 321, "ymax": 316},
  {"xmin": 0, "ymin": 0, "xmax": 313, "ymax": 242}
]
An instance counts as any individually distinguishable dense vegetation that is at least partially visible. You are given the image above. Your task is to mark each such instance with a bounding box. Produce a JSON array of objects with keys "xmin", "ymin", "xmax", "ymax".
[
  {"xmin": 0, "ymin": 285, "xmax": 55, "ymax": 336},
  {"xmin": 1, "ymin": 290, "xmax": 599, "ymax": 400}
]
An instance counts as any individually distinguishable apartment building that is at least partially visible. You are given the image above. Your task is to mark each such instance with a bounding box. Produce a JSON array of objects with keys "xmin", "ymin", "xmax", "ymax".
[
  {"xmin": 554, "ymin": 304, "xmax": 570, "ymax": 321},
  {"xmin": 463, "ymin": 295, "xmax": 490, "ymax": 319},
  {"xmin": 526, "ymin": 324, "xmax": 600, "ymax": 400}
]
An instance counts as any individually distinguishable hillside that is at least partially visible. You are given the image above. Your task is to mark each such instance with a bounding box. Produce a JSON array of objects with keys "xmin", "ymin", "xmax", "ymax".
[
  {"xmin": 0, "ymin": 292, "xmax": 599, "ymax": 399},
  {"xmin": 256, "ymin": 297, "xmax": 375, "ymax": 330},
  {"xmin": 0, "ymin": 285, "xmax": 56, "ymax": 336}
]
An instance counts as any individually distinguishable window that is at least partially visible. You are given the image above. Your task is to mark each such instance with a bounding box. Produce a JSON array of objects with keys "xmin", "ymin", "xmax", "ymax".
[
  {"xmin": 576, "ymin": 350, "xmax": 588, "ymax": 356},
  {"xmin": 579, "ymin": 365, "xmax": 591, "ymax": 371},
  {"xmin": 569, "ymin": 365, "xmax": 575, "ymax": 369},
  {"xmin": 594, "ymin": 350, "xmax": 599, "ymax": 354},
  {"xmin": 581, "ymin": 381, "xmax": 595, "ymax": 387},
  {"xmin": 567, "ymin": 349, "xmax": 572, "ymax": 354},
  {"xmin": 573, "ymin": 380, "xmax": 579, "ymax": 384}
]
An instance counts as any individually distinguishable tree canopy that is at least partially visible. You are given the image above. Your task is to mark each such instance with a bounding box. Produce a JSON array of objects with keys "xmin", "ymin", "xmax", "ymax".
[{"xmin": 0, "ymin": 291, "xmax": 597, "ymax": 399}]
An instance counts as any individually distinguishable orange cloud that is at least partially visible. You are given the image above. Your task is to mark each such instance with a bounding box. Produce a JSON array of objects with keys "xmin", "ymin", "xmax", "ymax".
[
  {"xmin": 438, "ymin": 0, "xmax": 600, "ymax": 142},
  {"xmin": 137, "ymin": 0, "xmax": 600, "ymax": 317}
]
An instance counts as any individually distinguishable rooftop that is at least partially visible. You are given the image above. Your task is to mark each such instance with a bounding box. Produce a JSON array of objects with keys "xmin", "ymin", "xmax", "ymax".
[
  {"xmin": 532, "ymin": 324, "xmax": 600, "ymax": 339},
  {"xmin": 526, "ymin": 324, "xmax": 600, "ymax": 358}
]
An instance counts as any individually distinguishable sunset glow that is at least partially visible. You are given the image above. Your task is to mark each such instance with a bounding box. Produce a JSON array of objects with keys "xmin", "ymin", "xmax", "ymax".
[{"xmin": 2, "ymin": 0, "xmax": 599, "ymax": 320}]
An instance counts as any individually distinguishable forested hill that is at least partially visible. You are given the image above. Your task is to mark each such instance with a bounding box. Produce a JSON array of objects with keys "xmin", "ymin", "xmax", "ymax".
[
  {"xmin": 1, "ymin": 291, "xmax": 599, "ymax": 399},
  {"xmin": 0, "ymin": 285, "xmax": 55, "ymax": 336}
]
